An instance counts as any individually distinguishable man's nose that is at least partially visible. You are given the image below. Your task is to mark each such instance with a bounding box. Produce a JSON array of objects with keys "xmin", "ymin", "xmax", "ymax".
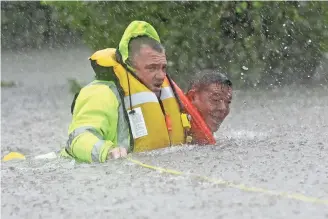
[
  {"xmin": 156, "ymin": 69, "xmax": 166, "ymax": 80},
  {"xmin": 215, "ymin": 101, "xmax": 227, "ymax": 112}
]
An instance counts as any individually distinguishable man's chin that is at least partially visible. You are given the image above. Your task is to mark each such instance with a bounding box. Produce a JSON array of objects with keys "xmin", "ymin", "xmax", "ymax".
[
  {"xmin": 153, "ymin": 89, "xmax": 161, "ymax": 97},
  {"xmin": 152, "ymin": 86, "xmax": 162, "ymax": 96},
  {"xmin": 208, "ymin": 122, "xmax": 221, "ymax": 133}
]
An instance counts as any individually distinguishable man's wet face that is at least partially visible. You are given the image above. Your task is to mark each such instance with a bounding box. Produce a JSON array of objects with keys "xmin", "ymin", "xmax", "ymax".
[
  {"xmin": 132, "ymin": 46, "xmax": 167, "ymax": 96},
  {"xmin": 190, "ymin": 83, "xmax": 232, "ymax": 133}
]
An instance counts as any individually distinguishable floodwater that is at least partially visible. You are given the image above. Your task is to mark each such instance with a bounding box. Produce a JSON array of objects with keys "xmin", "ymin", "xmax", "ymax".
[{"xmin": 1, "ymin": 47, "xmax": 328, "ymax": 219}]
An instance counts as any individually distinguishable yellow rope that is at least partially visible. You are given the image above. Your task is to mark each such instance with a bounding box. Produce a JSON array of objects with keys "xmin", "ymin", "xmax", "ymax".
[
  {"xmin": 4, "ymin": 152, "xmax": 328, "ymax": 205},
  {"xmin": 127, "ymin": 156, "xmax": 328, "ymax": 206}
]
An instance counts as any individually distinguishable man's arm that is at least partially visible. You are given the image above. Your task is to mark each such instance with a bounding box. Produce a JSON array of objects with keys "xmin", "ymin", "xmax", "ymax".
[{"xmin": 66, "ymin": 84, "xmax": 119, "ymax": 163}]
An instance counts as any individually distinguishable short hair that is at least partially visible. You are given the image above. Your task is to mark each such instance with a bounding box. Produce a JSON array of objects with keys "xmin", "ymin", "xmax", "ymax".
[
  {"xmin": 188, "ymin": 69, "xmax": 232, "ymax": 92},
  {"xmin": 127, "ymin": 36, "xmax": 165, "ymax": 67}
]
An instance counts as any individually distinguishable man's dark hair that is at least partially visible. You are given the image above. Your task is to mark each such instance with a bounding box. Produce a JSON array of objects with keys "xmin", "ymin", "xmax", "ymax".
[
  {"xmin": 127, "ymin": 36, "xmax": 165, "ymax": 67},
  {"xmin": 188, "ymin": 69, "xmax": 232, "ymax": 92}
]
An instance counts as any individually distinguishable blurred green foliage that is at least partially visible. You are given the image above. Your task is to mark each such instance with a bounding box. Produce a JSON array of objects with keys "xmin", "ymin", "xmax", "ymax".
[
  {"xmin": 3, "ymin": 1, "xmax": 328, "ymax": 89},
  {"xmin": 1, "ymin": 1, "xmax": 80, "ymax": 49},
  {"xmin": 1, "ymin": 80, "xmax": 16, "ymax": 88},
  {"xmin": 67, "ymin": 78, "xmax": 83, "ymax": 95}
]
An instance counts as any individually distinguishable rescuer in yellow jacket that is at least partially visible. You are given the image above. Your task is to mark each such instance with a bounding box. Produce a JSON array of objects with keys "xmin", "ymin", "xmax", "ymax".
[{"xmin": 61, "ymin": 21, "xmax": 191, "ymax": 163}]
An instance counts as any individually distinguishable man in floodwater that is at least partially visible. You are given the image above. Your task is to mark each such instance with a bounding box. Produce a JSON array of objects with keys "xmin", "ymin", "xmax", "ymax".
[
  {"xmin": 2, "ymin": 55, "xmax": 232, "ymax": 163},
  {"xmin": 186, "ymin": 70, "xmax": 233, "ymax": 144},
  {"xmin": 61, "ymin": 20, "xmax": 191, "ymax": 163},
  {"xmin": 3, "ymin": 25, "xmax": 231, "ymax": 163}
]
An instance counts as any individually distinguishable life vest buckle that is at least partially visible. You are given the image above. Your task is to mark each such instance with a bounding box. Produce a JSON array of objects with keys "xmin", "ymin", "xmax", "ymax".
[
  {"xmin": 186, "ymin": 135, "xmax": 193, "ymax": 143},
  {"xmin": 181, "ymin": 113, "xmax": 191, "ymax": 129}
]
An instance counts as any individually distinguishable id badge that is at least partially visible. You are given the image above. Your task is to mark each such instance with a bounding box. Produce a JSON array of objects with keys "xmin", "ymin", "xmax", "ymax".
[{"xmin": 127, "ymin": 107, "xmax": 148, "ymax": 139}]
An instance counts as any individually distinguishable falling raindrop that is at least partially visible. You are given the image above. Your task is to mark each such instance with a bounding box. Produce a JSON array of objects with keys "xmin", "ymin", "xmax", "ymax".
[{"xmin": 242, "ymin": 66, "xmax": 248, "ymax": 70}]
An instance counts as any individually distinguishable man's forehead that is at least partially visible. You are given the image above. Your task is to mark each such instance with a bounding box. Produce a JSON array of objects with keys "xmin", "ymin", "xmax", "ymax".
[
  {"xmin": 205, "ymin": 83, "xmax": 232, "ymax": 93},
  {"xmin": 138, "ymin": 46, "xmax": 166, "ymax": 61}
]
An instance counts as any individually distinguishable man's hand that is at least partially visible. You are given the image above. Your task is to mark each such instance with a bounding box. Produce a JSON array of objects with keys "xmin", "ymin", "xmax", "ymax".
[{"xmin": 108, "ymin": 147, "xmax": 127, "ymax": 160}]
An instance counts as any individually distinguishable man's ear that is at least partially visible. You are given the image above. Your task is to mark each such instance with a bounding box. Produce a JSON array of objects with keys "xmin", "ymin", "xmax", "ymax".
[{"xmin": 186, "ymin": 89, "xmax": 196, "ymax": 102}]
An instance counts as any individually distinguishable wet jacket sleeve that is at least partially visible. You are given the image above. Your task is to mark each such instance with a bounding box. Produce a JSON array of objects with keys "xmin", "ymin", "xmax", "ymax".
[{"xmin": 66, "ymin": 84, "xmax": 119, "ymax": 163}]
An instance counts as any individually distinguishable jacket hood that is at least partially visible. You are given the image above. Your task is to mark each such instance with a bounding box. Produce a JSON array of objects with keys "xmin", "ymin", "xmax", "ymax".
[
  {"xmin": 118, "ymin": 20, "xmax": 161, "ymax": 65},
  {"xmin": 88, "ymin": 21, "xmax": 161, "ymax": 80}
]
